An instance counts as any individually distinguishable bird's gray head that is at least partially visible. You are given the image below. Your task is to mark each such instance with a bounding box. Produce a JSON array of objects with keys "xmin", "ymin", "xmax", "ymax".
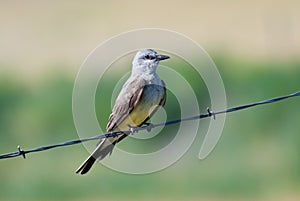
[{"xmin": 132, "ymin": 49, "xmax": 170, "ymax": 75}]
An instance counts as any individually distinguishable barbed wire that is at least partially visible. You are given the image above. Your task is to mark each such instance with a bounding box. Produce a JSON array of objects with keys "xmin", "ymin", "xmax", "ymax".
[{"xmin": 0, "ymin": 90, "xmax": 299, "ymax": 160}]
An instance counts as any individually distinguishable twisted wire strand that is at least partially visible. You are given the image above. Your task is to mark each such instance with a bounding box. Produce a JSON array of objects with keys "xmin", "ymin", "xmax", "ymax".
[{"xmin": 0, "ymin": 90, "xmax": 299, "ymax": 160}]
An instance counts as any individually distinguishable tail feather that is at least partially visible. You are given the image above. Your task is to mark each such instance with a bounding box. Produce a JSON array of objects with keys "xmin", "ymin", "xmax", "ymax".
[
  {"xmin": 75, "ymin": 139, "xmax": 114, "ymax": 175},
  {"xmin": 75, "ymin": 155, "xmax": 96, "ymax": 175}
]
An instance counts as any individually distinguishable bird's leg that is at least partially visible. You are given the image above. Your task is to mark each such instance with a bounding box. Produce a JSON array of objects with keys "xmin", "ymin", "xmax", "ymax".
[
  {"xmin": 141, "ymin": 122, "xmax": 151, "ymax": 127},
  {"xmin": 141, "ymin": 122, "xmax": 154, "ymax": 132},
  {"xmin": 127, "ymin": 124, "xmax": 139, "ymax": 135},
  {"xmin": 127, "ymin": 122, "xmax": 155, "ymax": 134}
]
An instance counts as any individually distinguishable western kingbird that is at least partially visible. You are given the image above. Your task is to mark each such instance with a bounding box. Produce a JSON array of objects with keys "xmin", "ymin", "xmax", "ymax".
[{"xmin": 76, "ymin": 49, "xmax": 170, "ymax": 174}]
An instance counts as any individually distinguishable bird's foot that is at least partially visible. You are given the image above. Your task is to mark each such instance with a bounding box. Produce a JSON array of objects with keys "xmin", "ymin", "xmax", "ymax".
[
  {"xmin": 141, "ymin": 123, "xmax": 154, "ymax": 132},
  {"xmin": 146, "ymin": 123, "xmax": 154, "ymax": 132},
  {"xmin": 128, "ymin": 125, "xmax": 138, "ymax": 135}
]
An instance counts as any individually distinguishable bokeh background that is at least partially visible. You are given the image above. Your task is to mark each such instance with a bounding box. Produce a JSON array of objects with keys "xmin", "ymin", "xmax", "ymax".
[{"xmin": 1, "ymin": 1, "xmax": 300, "ymax": 201}]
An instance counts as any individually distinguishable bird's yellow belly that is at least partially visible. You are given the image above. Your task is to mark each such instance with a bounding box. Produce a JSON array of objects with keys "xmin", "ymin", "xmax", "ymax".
[
  {"xmin": 117, "ymin": 103, "xmax": 157, "ymax": 131},
  {"xmin": 116, "ymin": 84, "xmax": 164, "ymax": 131}
]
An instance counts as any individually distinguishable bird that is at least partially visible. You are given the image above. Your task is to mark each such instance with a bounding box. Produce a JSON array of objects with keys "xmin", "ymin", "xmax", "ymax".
[{"xmin": 75, "ymin": 49, "xmax": 170, "ymax": 175}]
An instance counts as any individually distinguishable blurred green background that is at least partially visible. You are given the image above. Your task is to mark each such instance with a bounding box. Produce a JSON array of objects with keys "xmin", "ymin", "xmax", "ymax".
[{"xmin": 0, "ymin": 1, "xmax": 300, "ymax": 201}]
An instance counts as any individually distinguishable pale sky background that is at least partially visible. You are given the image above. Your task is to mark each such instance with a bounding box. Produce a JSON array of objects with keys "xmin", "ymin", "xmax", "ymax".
[{"xmin": 0, "ymin": 0, "xmax": 299, "ymax": 78}]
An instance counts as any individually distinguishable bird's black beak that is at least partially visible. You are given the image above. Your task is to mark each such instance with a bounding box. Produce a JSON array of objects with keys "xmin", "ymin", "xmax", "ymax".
[{"xmin": 156, "ymin": 54, "xmax": 170, "ymax": 61}]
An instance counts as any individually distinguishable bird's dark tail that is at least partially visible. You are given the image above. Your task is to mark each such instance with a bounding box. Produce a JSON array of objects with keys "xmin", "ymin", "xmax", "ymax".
[
  {"xmin": 75, "ymin": 138, "xmax": 115, "ymax": 175},
  {"xmin": 75, "ymin": 154, "xmax": 96, "ymax": 175}
]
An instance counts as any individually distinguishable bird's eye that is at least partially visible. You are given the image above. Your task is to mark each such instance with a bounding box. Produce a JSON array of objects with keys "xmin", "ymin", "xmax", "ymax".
[{"xmin": 144, "ymin": 55, "xmax": 154, "ymax": 60}]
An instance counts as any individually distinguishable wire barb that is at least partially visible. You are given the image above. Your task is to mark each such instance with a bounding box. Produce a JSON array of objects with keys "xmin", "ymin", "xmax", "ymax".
[
  {"xmin": 206, "ymin": 108, "xmax": 216, "ymax": 120},
  {"xmin": 17, "ymin": 146, "xmax": 26, "ymax": 159},
  {"xmin": 0, "ymin": 90, "xmax": 299, "ymax": 160}
]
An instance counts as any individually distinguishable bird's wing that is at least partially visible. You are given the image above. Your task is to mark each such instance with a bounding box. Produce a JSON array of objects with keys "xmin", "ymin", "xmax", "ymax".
[
  {"xmin": 76, "ymin": 77, "xmax": 147, "ymax": 175},
  {"xmin": 106, "ymin": 76, "xmax": 146, "ymax": 132},
  {"xmin": 159, "ymin": 80, "xmax": 167, "ymax": 107}
]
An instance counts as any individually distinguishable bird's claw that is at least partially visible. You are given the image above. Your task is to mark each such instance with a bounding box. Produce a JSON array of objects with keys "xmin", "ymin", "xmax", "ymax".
[{"xmin": 146, "ymin": 123, "xmax": 154, "ymax": 132}]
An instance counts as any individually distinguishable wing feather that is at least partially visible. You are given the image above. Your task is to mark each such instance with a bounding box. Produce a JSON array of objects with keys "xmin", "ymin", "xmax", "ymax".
[{"xmin": 106, "ymin": 76, "xmax": 146, "ymax": 132}]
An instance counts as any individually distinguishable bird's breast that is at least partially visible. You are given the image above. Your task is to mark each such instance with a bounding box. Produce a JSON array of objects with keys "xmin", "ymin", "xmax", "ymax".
[{"xmin": 118, "ymin": 84, "xmax": 164, "ymax": 130}]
